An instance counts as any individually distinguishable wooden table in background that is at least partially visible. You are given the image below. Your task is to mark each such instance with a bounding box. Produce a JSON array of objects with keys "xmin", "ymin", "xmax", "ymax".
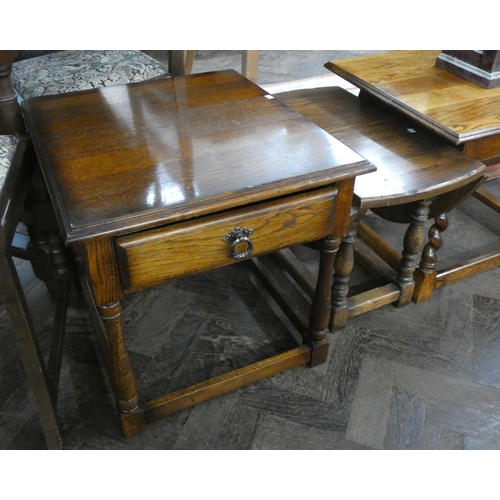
[
  {"xmin": 23, "ymin": 70, "xmax": 372, "ymax": 438},
  {"xmin": 326, "ymin": 50, "xmax": 500, "ymax": 169},
  {"xmin": 325, "ymin": 50, "xmax": 500, "ymax": 291}
]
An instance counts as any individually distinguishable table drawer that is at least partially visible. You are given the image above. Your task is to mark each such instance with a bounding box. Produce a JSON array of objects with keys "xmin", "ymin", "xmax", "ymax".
[{"xmin": 115, "ymin": 186, "xmax": 338, "ymax": 293}]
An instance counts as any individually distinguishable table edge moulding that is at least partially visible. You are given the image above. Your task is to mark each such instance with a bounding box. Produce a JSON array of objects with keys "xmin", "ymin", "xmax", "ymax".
[{"xmin": 325, "ymin": 50, "xmax": 500, "ymax": 153}]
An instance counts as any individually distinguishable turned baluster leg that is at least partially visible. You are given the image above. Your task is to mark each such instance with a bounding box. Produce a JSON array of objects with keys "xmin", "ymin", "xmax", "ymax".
[
  {"xmin": 307, "ymin": 178, "xmax": 356, "ymax": 364},
  {"xmin": 23, "ymin": 167, "xmax": 65, "ymax": 286},
  {"xmin": 82, "ymin": 238, "xmax": 146, "ymax": 438},
  {"xmin": 98, "ymin": 302, "xmax": 141, "ymax": 406},
  {"xmin": 306, "ymin": 235, "xmax": 340, "ymax": 366},
  {"xmin": 413, "ymin": 212, "xmax": 449, "ymax": 303},
  {"xmin": 17, "ymin": 161, "xmax": 72, "ymax": 402},
  {"xmin": 99, "ymin": 300, "xmax": 146, "ymax": 437},
  {"xmin": 44, "ymin": 230, "xmax": 72, "ymax": 402},
  {"xmin": 330, "ymin": 209, "xmax": 365, "ymax": 330},
  {"xmin": 394, "ymin": 199, "xmax": 432, "ymax": 307}
]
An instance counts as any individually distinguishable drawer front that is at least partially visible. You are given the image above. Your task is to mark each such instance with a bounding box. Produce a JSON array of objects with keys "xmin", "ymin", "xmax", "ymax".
[{"xmin": 116, "ymin": 186, "xmax": 338, "ymax": 293}]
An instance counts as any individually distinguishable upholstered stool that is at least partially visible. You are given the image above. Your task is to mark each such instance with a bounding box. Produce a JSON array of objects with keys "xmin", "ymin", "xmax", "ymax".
[
  {"xmin": 11, "ymin": 50, "xmax": 168, "ymax": 99},
  {"xmin": 277, "ymin": 86, "xmax": 486, "ymax": 330}
]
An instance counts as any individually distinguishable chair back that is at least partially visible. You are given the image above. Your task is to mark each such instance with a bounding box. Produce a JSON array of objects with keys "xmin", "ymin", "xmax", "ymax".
[{"xmin": 0, "ymin": 51, "xmax": 25, "ymax": 135}]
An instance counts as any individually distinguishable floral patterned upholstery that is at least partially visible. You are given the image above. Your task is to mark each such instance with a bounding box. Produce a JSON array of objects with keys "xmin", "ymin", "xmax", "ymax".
[
  {"xmin": 11, "ymin": 50, "xmax": 168, "ymax": 99},
  {"xmin": 0, "ymin": 135, "xmax": 19, "ymax": 190}
]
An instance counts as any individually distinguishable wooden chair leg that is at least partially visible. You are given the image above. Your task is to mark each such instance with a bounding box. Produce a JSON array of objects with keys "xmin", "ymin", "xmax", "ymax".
[
  {"xmin": 0, "ymin": 250, "xmax": 63, "ymax": 449},
  {"xmin": 168, "ymin": 51, "xmax": 187, "ymax": 76},
  {"xmin": 1, "ymin": 148, "xmax": 69, "ymax": 448},
  {"xmin": 242, "ymin": 50, "xmax": 259, "ymax": 83},
  {"xmin": 46, "ymin": 275, "xmax": 71, "ymax": 404},
  {"xmin": 168, "ymin": 50, "xmax": 195, "ymax": 76},
  {"xmin": 171, "ymin": 50, "xmax": 259, "ymax": 82},
  {"xmin": 184, "ymin": 50, "xmax": 195, "ymax": 75}
]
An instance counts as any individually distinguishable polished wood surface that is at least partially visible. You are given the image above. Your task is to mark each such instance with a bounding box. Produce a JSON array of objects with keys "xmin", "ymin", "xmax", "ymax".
[
  {"xmin": 143, "ymin": 345, "xmax": 312, "ymax": 422},
  {"xmin": 325, "ymin": 50, "xmax": 500, "ymax": 158},
  {"xmin": 277, "ymin": 85, "xmax": 486, "ymax": 324},
  {"xmin": 4, "ymin": 51, "xmax": 500, "ymax": 451},
  {"xmin": 24, "ymin": 71, "xmax": 368, "ymax": 244},
  {"xmin": 325, "ymin": 50, "xmax": 500, "ymax": 295},
  {"xmin": 24, "ymin": 70, "xmax": 373, "ymax": 438},
  {"xmin": 277, "ymin": 86, "xmax": 486, "ymax": 209}
]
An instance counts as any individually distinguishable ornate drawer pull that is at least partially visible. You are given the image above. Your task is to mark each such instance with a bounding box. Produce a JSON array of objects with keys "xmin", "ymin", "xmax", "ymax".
[{"xmin": 222, "ymin": 227, "xmax": 254, "ymax": 260}]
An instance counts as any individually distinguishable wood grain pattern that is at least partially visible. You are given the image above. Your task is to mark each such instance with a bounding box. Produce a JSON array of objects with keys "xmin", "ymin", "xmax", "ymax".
[
  {"xmin": 318, "ymin": 52, "xmax": 500, "ymax": 310},
  {"xmin": 116, "ymin": 186, "xmax": 337, "ymax": 292},
  {"xmin": 278, "ymin": 84, "xmax": 487, "ymax": 320},
  {"xmin": 325, "ymin": 50, "xmax": 500, "ymax": 148},
  {"xmin": 0, "ymin": 58, "xmax": 64, "ymax": 449},
  {"xmin": 144, "ymin": 346, "xmax": 312, "ymax": 422},
  {"xmin": 23, "ymin": 71, "xmax": 370, "ymax": 244},
  {"xmin": 4, "ymin": 184, "xmax": 500, "ymax": 449},
  {"xmin": 277, "ymin": 86, "xmax": 486, "ymax": 208}
]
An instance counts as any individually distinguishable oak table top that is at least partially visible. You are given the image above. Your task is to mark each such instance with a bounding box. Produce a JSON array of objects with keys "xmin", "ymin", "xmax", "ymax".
[
  {"xmin": 23, "ymin": 70, "xmax": 369, "ymax": 245},
  {"xmin": 22, "ymin": 70, "xmax": 373, "ymax": 438},
  {"xmin": 325, "ymin": 50, "xmax": 500, "ymax": 150}
]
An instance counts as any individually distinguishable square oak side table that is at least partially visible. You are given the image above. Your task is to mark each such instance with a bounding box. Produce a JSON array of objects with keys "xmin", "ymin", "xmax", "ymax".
[{"xmin": 24, "ymin": 70, "xmax": 373, "ymax": 438}]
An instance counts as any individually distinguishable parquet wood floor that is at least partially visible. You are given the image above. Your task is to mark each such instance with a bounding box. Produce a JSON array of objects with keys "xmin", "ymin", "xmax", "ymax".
[{"xmin": 2, "ymin": 51, "xmax": 500, "ymax": 450}]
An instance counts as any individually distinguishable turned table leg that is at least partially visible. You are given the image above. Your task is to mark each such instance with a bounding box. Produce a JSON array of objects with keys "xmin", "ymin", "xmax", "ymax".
[
  {"xmin": 97, "ymin": 301, "xmax": 146, "ymax": 437},
  {"xmin": 82, "ymin": 238, "xmax": 146, "ymax": 438},
  {"xmin": 306, "ymin": 178, "xmax": 356, "ymax": 362},
  {"xmin": 394, "ymin": 199, "xmax": 432, "ymax": 307},
  {"xmin": 330, "ymin": 206, "xmax": 366, "ymax": 330},
  {"xmin": 413, "ymin": 212, "xmax": 449, "ymax": 303},
  {"xmin": 306, "ymin": 234, "xmax": 340, "ymax": 366}
]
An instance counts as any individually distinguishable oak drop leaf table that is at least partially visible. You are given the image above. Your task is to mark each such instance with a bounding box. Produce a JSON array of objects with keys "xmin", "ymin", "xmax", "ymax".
[
  {"xmin": 325, "ymin": 50, "xmax": 500, "ymax": 295},
  {"xmin": 23, "ymin": 70, "xmax": 373, "ymax": 438}
]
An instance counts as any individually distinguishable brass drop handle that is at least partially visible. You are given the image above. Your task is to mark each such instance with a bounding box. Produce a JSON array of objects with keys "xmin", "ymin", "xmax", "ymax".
[{"xmin": 222, "ymin": 227, "xmax": 254, "ymax": 260}]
